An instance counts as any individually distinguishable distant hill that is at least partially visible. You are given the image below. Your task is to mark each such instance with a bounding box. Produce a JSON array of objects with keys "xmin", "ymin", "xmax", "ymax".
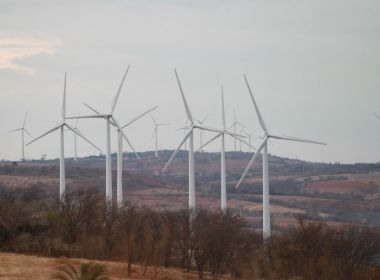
[{"xmin": 1, "ymin": 150, "xmax": 380, "ymax": 231}]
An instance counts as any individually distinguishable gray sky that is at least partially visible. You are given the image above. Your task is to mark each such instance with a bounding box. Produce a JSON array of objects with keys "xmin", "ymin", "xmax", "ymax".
[{"xmin": 0, "ymin": 0, "xmax": 379, "ymax": 163}]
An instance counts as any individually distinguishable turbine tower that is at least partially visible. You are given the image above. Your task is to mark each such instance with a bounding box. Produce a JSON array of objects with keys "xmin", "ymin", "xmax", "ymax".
[
  {"xmin": 196, "ymin": 87, "xmax": 253, "ymax": 212},
  {"xmin": 82, "ymin": 103, "xmax": 156, "ymax": 206},
  {"xmin": 230, "ymin": 110, "xmax": 245, "ymax": 151},
  {"xmin": 150, "ymin": 114, "xmax": 170, "ymax": 158},
  {"xmin": 163, "ymin": 70, "xmax": 243, "ymax": 211},
  {"xmin": 117, "ymin": 106, "xmax": 157, "ymax": 206},
  {"xmin": 242, "ymin": 130, "xmax": 255, "ymax": 153},
  {"xmin": 195, "ymin": 115, "xmax": 209, "ymax": 152},
  {"xmin": 9, "ymin": 112, "xmax": 33, "ymax": 161},
  {"xmin": 67, "ymin": 66, "xmax": 138, "ymax": 204},
  {"xmin": 177, "ymin": 119, "xmax": 189, "ymax": 151},
  {"xmin": 27, "ymin": 73, "xmax": 102, "ymax": 201},
  {"xmin": 235, "ymin": 74, "xmax": 326, "ymax": 240},
  {"xmin": 73, "ymin": 113, "xmax": 80, "ymax": 160}
]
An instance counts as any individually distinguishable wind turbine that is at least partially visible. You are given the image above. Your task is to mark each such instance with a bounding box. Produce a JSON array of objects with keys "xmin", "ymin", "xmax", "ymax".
[
  {"xmin": 73, "ymin": 113, "xmax": 80, "ymax": 160},
  {"xmin": 150, "ymin": 114, "xmax": 170, "ymax": 158},
  {"xmin": 27, "ymin": 73, "xmax": 102, "ymax": 201},
  {"xmin": 177, "ymin": 119, "xmax": 189, "ymax": 151},
  {"xmin": 235, "ymin": 74, "xmax": 326, "ymax": 240},
  {"xmin": 116, "ymin": 106, "xmax": 158, "ymax": 206},
  {"xmin": 9, "ymin": 112, "xmax": 33, "ymax": 161},
  {"xmin": 67, "ymin": 66, "xmax": 138, "ymax": 204},
  {"xmin": 242, "ymin": 130, "xmax": 255, "ymax": 153},
  {"xmin": 81, "ymin": 103, "xmax": 156, "ymax": 207},
  {"xmin": 163, "ymin": 70, "xmax": 244, "ymax": 211},
  {"xmin": 230, "ymin": 110, "xmax": 245, "ymax": 151},
  {"xmin": 239, "ymin": 127, "xmax": 245, "ymax": 151},
  {"xmin": 195, "ymin": 115, "xmax": 209, "ymax": 152},
  {"xmin": 196, "ymin": 87, "xmax": 254, "ymax": 212}
]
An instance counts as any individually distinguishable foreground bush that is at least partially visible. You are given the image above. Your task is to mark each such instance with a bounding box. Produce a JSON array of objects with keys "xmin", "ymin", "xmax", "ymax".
[
  {"xmin": 0, "ymin": 189, "xmax": 379, "ymax": 279},
  {"xmin": 52, "ymin": 261, "xmax": 109, "ymax": 280}
]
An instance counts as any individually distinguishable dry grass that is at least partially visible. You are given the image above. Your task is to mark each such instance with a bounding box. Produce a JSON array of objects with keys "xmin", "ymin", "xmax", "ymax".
[
  {"xmin": 0, "ymin": 175, "xmax": 60, "ymax": 189},
  {"xmin": 305, "ymin": 179, "xmax": 369, "ymax": 194},
  {"xmin": 0, "ymin": 252, "xmax": 219, "ymax": 280}
]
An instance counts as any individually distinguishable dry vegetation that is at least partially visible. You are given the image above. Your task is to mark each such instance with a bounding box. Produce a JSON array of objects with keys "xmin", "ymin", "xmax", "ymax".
[
  {"xmin": 0, "ymin": 188, "xmax": 379, "ymax": 279},
  {"xmin": 0, "ymin": 153, "xmax": 380, "ymax": 279},
  {"xmin": 0, "ymin": 252, "xmax": 206, "ymax": 279}
]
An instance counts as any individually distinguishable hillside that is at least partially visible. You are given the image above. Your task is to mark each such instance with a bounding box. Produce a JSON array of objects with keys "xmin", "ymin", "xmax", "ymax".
[{"xmin": 1, "ymin": 150, "xmax": 380, "ymax": 231}]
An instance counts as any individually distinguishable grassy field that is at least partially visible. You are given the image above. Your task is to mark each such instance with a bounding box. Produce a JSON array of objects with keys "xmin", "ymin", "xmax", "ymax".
[{"xmin": 0, "ymin": 252, "xmax": 212, "ymax": 280}]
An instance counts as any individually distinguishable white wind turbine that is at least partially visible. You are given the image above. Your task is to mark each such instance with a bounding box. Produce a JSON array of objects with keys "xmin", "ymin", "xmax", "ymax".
[
  {"xmin": 82, "ymin": 103, "xmax": 157, "ymax": 206},
  {"xmin": 230, "ymin": 109, "xmax": 245, "ymax": 151},
  {"xmin": 150, "ymin": 114, "xmax": 170, "ymax": 158},
  {"xmin": 9, "ymin": 112, "xmax": 33, "ymax": 161},
  {"xmin": 163, "ymin": 70, "xmax": 242, "ymax": 210},
  {"xmin": 235, "ymin": 74, "xmax": 326, "ymax": 240},
  {"xmin": 177, "ymin": 119, "xmax": 189, "ymax": 151},
  {"xmin": 67, "ymin": 66, "xmax": 139, "ymax": 204},
  {"xmin": 73, "ymin": 113, "xmax": 80, "ymax": 160},
  {"xmin": 27, "ymin": 73, "xmax": 102, "ymax": 201},
  {"xmin": 116, "ymin": 106, "xmax": 157, "ymax": 206},
  {"xmin": 242, "ymin": 130, "xmax": 256, "ymax": 153},
  {"xmin": 196, "ymin": 87, "xmax": 254, "ymax": 212},
  {"xmin": 196, "ymin": 115, "xmax": 209, "ymax": 152}
]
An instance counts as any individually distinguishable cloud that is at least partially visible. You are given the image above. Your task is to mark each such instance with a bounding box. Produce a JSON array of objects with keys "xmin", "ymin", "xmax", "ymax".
[{"xmin": 0, "ymin": 36, "xmax": 58, "ymax": 74}]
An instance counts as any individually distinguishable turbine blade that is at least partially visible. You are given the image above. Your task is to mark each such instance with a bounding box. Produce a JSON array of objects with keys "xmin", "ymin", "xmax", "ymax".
[
  {"xmin": 231, "ymin": 135, "xmax": 257, "ymax": 151},
  {"xmin": 8, "ymin": 128, "xmax": 23, "ymax": 133},
  {"xmin": 75, "ymin": 113, "xmax": 80, "ymax": 129},
  {"xmin": 197, "ymin": 125, "xmax": 246, "ymax": 138},
  {"xmin": 24, "ymin": 129, "xmax": 33, "ymax": 138},
  {"xmin": 121, "ymin": 106, "xmax": 158, "ymax": 129},
  {"xmin": 66, "ymin": 114, "xmax": 109, "ymax": 120},
  {"xmin": 196, "ymin": 133, "xmax": 221, "ymax": 152},
  {"xmin": 201, "ymin": 115, "xmax": 209, "ymax": 123},
  {"xmin": 236, "ymin": 121, "xmax": 246, "ymax": 129},
  {"xmin": 23, "ymin": 112, "xmax": 28, "ymax": 129},
  {"xmin": 236, "ymin": 138, "xmax": 267, "ymax": 189},
  {"xmin": 151, "ymin": 129, "xmax": 156, "ymax": 141},
  {"xmin": 243, "ymin": 74, "xmax": 268, "ymax": 133},
  {"xmin": 150, "ymin": 114, "xmax": 157, "ymax": 126},
  {"xmin": 27, "ymin": 124, "xmax": 62, "ymax": 145},
  {"xmin": 121, "ymin": 131, "xmax": 140, "ymax": 160},
  {"xmin": 221, "ymin": 86, "xmax": 226, "ymax": 129},
  {"xmin": 176, "ymin": 126, "xmax": 191, "ymax": 131},
  {"xmin": 83, "ymin": 102, "xmax": 101, "ymax": 115},
  {"xmin": 374, "ymin": 113, "xmax": 380, "ymax": 120},
  {"xmin": 270, "ymin": 134, "xmax": 326, "ymax": 145},
  {"xmin": 62, "ymin": 72, "xmax": 67, "ymax": 120},
  {"xmin": 65, "ymin": 123, "xmax": 102, "ymax": 153},
  {"xmin": 227, "ymin": 123, "xmax": 235, "ymax": 131},
  {"xmin": 112, "ymin": 116, "xmax": 140, "ymax": 160},
  {"xmin": 195, "ymin": 125, "xmax": 225, "ymax": 134},
  {"xmin": 111, "ymin": 65, "xmax": 130, "ymax": 114},
  {"xmin": 174, "ymin": 69, "xmax": 193, "ymax": 124},
  {"xmin": 162, "ymin": 128, "xmax": 193, "ymax": 172}
]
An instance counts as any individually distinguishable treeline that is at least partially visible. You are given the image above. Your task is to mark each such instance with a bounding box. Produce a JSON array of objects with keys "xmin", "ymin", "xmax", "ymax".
[{"xmin": 0, "ymin": 189, "xmax": 380, "ymax": 279}]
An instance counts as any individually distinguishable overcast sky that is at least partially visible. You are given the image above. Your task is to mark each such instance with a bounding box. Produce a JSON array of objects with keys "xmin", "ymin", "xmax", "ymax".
[{"xmin": 0, "ymin": 0, "xmax": 379, "ymax": 163}]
